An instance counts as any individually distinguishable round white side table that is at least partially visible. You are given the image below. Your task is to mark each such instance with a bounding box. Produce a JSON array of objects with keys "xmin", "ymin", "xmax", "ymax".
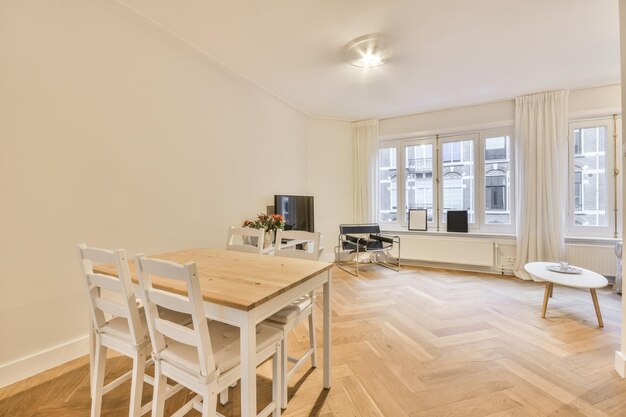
[{"xmin": 524, "ymin": 261, "xmax": 608, "ymax": 327}]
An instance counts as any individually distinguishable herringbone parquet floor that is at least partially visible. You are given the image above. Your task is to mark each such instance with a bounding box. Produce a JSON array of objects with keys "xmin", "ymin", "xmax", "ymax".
[{"xmin": 2, "ymin": 265, "xmax": 626, "ymax": 417}]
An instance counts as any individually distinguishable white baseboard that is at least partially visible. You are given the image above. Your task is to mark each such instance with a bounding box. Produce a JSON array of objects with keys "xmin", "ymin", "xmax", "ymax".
[
  {"xmin": 0, "ymin": 335, "xmax": 89, "ymax": 389},
  {"xmin": 615, "ymin": 351, "xmax": 626, "ymax": 378},
  {"xmin": 397, "ymin": 259, "xmax": 514, "ymax": 276}
]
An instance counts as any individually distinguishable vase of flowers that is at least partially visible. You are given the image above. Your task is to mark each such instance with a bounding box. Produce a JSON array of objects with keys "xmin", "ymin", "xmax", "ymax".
[{"xmin": 242, "ymin": 213, "xmax": 285, "ymax": 248}]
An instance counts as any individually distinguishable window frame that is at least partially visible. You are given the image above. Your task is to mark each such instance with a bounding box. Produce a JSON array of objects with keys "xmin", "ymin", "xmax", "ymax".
[
  {"xmin": 400, "ymin": 137, "xmax": 437, "ymax": 228},
  {"xmin": 377, "ymin": 145, "xmax": 398, "ymax": 224},
  {"xmin": 485, "ymin": 176, "xmax": 506, "ymax": 210},
  {"xmin": 438, "ymin": 133, "xmax": 479, "ymax": 229},
  {"xmin": 567, "ymin": 118, "xmax": 617, "ymax": 238},
  {"xmin": 376, "ymin": 128, "xmax": 515, "ymax": 234},
  {"xmin": 479, "ymin": 129, "xmax": 515, "ymax": 234}
]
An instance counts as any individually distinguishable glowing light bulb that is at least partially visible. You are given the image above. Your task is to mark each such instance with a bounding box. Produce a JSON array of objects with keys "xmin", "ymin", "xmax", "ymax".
[
  {"xmin": 346, "ymin": 35, "xmax": 387, "ymax": 68},
  {"xmin": 361, "ymin": 51, "xmax": 382, "ymax": 67}
]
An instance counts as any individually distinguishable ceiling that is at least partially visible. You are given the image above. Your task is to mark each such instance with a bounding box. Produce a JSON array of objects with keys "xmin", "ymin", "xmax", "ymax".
[{"xmin": 119, "ymin": 0, "xmax": 621, "ymax": 121}]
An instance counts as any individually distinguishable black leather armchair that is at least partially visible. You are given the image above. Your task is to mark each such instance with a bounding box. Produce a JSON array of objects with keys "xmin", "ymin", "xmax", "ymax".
[{"xmin": 335, "ymin": 223, "xmax": 400, "ymax": 276}]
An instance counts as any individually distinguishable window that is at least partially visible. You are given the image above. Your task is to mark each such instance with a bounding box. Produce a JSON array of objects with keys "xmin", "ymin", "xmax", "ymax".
[
  {"xmin": 483, "ymin": 135, "xmax": 512, "ymax": 225},
  {"xmin": 377, "ymin": 130, "xmax": 512, "ymax": 232},
  {"xmin": 441, "ymin": 138, "xmax": 475, "ymax": 223},
  {"xmin": 378, "ymin": 147, "xmax": 397, "ymax": 222},
  {"xmin": 485, "ymin": 136, "xmax": 507, "ymax": 160},
  {"xmin": 574, "ymin": 129, "xmax": 582, "ymax": 155},
  {"xmin": 568, "ymin": 119, "xmax": 616, "ymax": 237},
  {"xmin": 442, "ymin": 141, "xmax": 462, "ymax": 163},
  {"xmin": 486, "ymin": 175, "xmax": 506, "ymax": 210},
  {"xmin": 574, "ymin": 171, "xmax": 582, "ymax": 211},
  {"xmin": 405, "ymin": 143, "xmax": 434, "ymax": 221}
]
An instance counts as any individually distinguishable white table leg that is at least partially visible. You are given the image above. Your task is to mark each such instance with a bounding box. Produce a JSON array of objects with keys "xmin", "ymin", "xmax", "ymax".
[
  {"xmin": 323, "ymin": 269, "xmax": 332, "ymax": 389},
  {"xmin": 240, "ymin": 310, "xmax": 257, "ymax": 417}
]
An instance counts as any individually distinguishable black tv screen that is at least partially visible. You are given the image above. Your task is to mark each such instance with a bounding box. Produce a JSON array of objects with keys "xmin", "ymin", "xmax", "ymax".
[{"xmin": 274, "ymin": 195, "xmax": 314, "ymax": 232}]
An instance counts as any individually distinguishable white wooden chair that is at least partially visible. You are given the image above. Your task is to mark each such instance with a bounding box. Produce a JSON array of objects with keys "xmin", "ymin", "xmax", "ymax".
[
  {"xmin": 77, "ymin": 244, "xmax": 187, "ymax": 417},
  {"xmin": 265, "ymin": 230, "xmax": 322, "ymax": 409},
  {"xmin": 226, "ymin": 226, "xmax": 265, "ymax": 254},
  {"xmin": 136, "ymin": 254, "xmax": 283, "ymax": 417}
]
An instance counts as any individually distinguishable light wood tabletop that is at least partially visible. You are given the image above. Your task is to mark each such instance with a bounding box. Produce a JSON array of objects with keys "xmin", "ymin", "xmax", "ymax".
[{"xmin": 93, "ymin": 247, "xmax": 333, "ymax": 311}]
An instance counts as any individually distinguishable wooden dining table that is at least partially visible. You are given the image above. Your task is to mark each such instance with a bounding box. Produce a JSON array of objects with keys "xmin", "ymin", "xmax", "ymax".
[{"xmin": 93, "ymin": 247, "xmax": 333, "ymax": 417}]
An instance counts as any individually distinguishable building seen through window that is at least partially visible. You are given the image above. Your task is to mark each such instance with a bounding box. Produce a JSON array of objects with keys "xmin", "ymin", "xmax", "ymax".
[
  {"xmin": 405, "ymin": 143, "xmax": 433, "ymax": 221},
  {"xmin": 483, "ymin": 136, "xmax": 511, "ymax": 225},
  {"xmin": 572, "ymin": 126, "xmax": 607, "ymax": 227},
  {"xmin": 442, "ymin": 139, "xmax": 474, "ymax": 223},
  {"xmin": 378, "ymin": 147, "xmax": 397, "ymax": 222}
]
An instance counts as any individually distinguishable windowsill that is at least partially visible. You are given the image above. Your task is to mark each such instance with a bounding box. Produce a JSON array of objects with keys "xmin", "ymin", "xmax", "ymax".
[
  {"xmin": 379, "ymin": 227, "xmax": 621, "ymax": 244},
  {"xmin": 380, "ymin": 227, "xmax": 516, "ymax": 240},
  {"xmin": 564, "ymin": 236, "xmax": 621, "ymax": 245}
]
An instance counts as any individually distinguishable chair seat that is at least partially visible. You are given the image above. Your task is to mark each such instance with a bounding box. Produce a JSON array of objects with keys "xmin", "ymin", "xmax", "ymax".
[
  {"xmin": 342, "ymin": 238, "xmax": 392, "ymax": 252},
  {"xmin": 266, "ymin": 295, "xmax": 312, "ymax": 325},
  {"xmin": 161, "ymin": 321, "xmax": 282, "ymax": 374},
  {"xmin": 102, "ymin": 307, "xmax": 191, "ymax": 343}
]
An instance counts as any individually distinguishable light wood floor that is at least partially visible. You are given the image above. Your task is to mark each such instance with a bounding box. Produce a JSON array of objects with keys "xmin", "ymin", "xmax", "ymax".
[{"xmin": 2, "ymin": 265, "xmax": 626, "ymax": 416}]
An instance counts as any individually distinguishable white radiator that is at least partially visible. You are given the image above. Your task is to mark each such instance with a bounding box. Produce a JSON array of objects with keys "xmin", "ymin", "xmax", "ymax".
[
  {"xmin": 566, "ymin": 244, "xmax": 617, "ymax": 276},
  {"xmin": 397, "ymin": 235, "xmax": 495, "ymax": 267}
]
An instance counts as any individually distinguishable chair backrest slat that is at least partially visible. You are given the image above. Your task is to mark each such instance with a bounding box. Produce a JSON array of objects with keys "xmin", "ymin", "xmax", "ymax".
[
  {"xmin": 77, "ymin": 244, "xmax": 145, "ymax": 346},
  {"xmin": 88, "ymin": 272, "xmax": 124, "ymax": 292},
  {"xmin": 147, "ymin": 288, "xmax": 193, "ymax": 315},
  {"xmin": 226, "ymin": 226, "xmax": 265, "ymax": 254},
  {"xmin": 154, "ymin": 317, "xmax": 196, "ymax": 346},
  {"xmin": 275, "ymin": 230, "xmax": 322, "ymax": 261},
  {"xmin": 80, "ymin": 247, "xmax": 118, "ymax": 264},
  {"xmin": 136, "ymin": 254, "xmax": 216, "ymax": 379},
  {"xmin": 95, "ymin": 297, "xmax": 130, "ymax": 319},
  {"xmin": 139, "ymin": 257, "xmax": 190, "ymax": 281},
  {"xmin": 339, "ymin": 224, "xmax": 381, "ymax": 235}
]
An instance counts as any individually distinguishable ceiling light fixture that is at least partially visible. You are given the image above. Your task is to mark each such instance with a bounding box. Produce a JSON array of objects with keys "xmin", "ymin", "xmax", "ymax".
[{"xmin": 346, "ymin": 34, "xmax": 386, "ymax": 68}]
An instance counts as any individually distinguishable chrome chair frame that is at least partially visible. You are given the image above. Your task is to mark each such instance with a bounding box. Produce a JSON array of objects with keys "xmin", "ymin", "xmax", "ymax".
[{"xmin": 334, "ymin": 223, "xmax": 400, "ymax": 276}]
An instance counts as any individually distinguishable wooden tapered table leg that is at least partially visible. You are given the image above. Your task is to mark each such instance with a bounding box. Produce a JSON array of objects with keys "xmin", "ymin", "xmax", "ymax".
[
  {"xmin": 541, "ymin": 282, "xmax": 552, "ymax": 318},
  {"xmin": 590, "ymin": 289, "xmax": 604, "ymax": 327},
  {"xmin": 525, "ymin": 262, "xmax": 608, "ymax": 328}
]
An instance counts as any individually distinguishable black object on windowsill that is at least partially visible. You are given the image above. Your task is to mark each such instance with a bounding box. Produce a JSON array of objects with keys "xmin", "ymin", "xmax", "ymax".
[{"xmin": 447, "ymin": 210, "xmax": 468, "ymax": 233}]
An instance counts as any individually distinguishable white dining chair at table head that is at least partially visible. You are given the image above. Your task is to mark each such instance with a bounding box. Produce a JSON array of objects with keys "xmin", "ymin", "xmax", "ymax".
[{"xmin": 226, "ymin": 226, "xmax": 265, "ymax": 254}]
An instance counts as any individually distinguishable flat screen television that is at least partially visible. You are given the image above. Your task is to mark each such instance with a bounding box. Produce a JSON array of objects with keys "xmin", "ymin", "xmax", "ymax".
[{"xmin": 274, "ymin": 195, "xmax": 314, "ymax": 232}]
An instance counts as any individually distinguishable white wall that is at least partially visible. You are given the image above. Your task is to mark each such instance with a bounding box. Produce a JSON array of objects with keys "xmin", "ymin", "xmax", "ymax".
[
  {"xmin": 307, "ymin": 119, "xmax": 353, "ymax": 260},
  {"xmin": 570, "ymin": 84, "xmax": 622, "ymax": 116},
  {"xmin": 380, "ymin": 100, "xmax": 515, "ymax": 138},
  {"xmin": 0, "ymin": 0, "xmax": 309, "ymax": 385}
]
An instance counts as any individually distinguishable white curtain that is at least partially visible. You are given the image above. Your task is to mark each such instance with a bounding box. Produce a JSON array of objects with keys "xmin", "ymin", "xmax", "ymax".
[
  {"xmin": 352, "ymin": 119, "xmax": 379, "ymax": 223},
  {"xmin": 514, "ymin": 90, "xmax": 569, "ymax": 280}
]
